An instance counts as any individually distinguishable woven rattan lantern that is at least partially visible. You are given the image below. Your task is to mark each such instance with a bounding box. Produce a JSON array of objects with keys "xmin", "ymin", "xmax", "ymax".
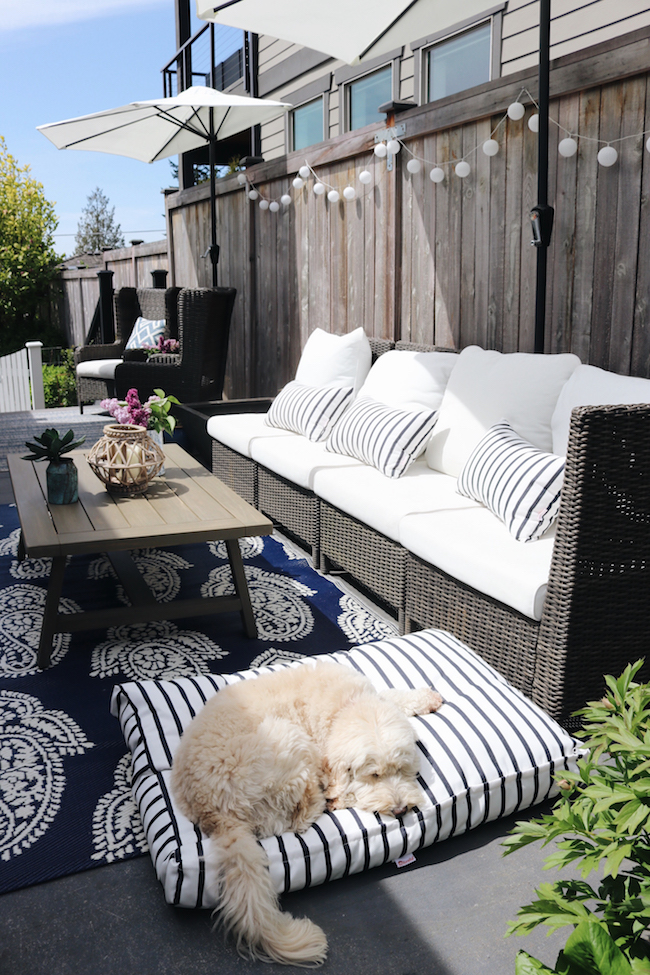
[{"xmin": 87, "ymin": 424, "xmax": 164, "ymax": 495}]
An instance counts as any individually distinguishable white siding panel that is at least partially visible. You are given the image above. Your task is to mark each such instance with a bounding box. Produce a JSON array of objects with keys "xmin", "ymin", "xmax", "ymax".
[{"xmin": 502, "ymin": 0, "xmax": 650, "ymax": 70}]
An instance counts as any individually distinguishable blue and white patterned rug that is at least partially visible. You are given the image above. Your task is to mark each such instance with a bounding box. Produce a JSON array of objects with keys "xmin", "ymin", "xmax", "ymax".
[{"xmin": 0, "ymin": 503, "xmax": 396, "ymax": 894}]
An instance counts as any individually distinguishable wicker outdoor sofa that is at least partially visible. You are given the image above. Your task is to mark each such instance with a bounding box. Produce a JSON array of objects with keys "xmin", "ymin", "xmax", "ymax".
[{"xmin": 204, "ymin": 331, "xmax": 650, "ymax": 727}]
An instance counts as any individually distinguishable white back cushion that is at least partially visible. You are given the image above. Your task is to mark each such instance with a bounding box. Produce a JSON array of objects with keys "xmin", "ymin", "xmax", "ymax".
[
  {"xmin": 425, "ymin": 346, "xmax": 581, "ymax": 476},
  {"xmin": 357, "ymin": 349, "xmax": 457, "ymax": 412},
  {"xmin": 551, "ymin": 364, "xmax": 650, "ymax": 456},
  {"xmin": 294, "ymin": 327, "xmax": 372, "ymax": 394}
]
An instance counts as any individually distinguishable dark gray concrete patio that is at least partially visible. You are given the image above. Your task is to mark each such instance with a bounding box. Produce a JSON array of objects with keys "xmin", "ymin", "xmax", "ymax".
[{"xmin": 0, "ymin": 411, "xmax": 572, "ymax": 975}]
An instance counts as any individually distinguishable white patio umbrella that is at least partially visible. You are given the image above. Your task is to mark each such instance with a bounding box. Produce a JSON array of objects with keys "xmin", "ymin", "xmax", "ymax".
[
  {"xmin": 38, "ymin": 86, "xmax": 290, "ymax": 285},
  {"xmin": 197, "ymin": 0, "xmax": 497, "ymax": 66}
]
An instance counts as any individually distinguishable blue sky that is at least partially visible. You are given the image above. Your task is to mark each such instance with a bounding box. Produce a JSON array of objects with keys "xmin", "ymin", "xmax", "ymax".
[{"xmin": 0, "ymin": 0, "xmax": 208, "ymax": 256}]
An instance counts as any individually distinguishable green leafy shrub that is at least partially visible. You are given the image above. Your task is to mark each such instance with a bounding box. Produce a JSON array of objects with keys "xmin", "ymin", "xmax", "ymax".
[
  {"xmin": 503, "ymin": 660, "xmax": 650, "ymax": 975},
  {"xmin": 42, "ymin": 349, "xmax": 77, "ymax": 408},
  {"xmin": 0, "ymin": 136, "xmax": 62, "ymax": 355}
]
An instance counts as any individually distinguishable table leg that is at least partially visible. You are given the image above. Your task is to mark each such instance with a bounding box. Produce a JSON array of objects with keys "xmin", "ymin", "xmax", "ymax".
[
  {"xmin": 226, "ymin": 538, "xmax": 258, "ymax": 639},
  {"xmin": 17, "ymin": 530, "xmax": 25, "ymax": 561},
  {"xmin": 37, "ymin": 556, "xmax": 67, "ymax": 669}
]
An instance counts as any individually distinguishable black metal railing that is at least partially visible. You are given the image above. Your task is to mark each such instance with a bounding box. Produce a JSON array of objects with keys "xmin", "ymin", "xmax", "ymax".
[{"xmin": 162, "ymin": 22, "xmax": 245, "ymax": 97}]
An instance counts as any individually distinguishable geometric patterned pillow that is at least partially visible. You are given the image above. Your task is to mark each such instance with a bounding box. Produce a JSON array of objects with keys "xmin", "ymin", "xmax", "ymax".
[
  {"xmin": 265, "ymin": 381, "xmax": 354, "ymax": 442},
  {"xmin": 457, "ymin": 420, "xmax": 565, "ymax": 542},
  {"xmin": 125, "ymin": 316, "xmax": 166, "ymax": 350},
  {"xmin": 326, "ymin": 396, "xmax": 438, "ymax": 478}
]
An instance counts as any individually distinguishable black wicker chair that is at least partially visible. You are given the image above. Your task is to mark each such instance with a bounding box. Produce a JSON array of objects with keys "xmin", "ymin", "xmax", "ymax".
[
  {"xmin": 114, "ymin": 287, "xmax": 236, "ymax": 404},
  {"xmin": 74, "ymin": 287, "xmax": 180, "ymax": 412}
]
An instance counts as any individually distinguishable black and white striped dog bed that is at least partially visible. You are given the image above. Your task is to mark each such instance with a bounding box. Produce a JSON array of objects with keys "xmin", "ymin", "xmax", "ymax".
[{"xmin": 111, "ymin": 629, "xmax": 582, "ymax": 908}]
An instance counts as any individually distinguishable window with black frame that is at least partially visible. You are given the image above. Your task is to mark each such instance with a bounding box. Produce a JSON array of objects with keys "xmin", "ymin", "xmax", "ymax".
[
  {"xmin": 426, "ymin": 21, "xmax": 491, "ymax": 102},
  {"xmin": 347, "ymin": 65, "xmax": 392, "ymax": 131},
  {"xmin": 292, "ymin": 98, "xmax": 324, "ymax": 151}
]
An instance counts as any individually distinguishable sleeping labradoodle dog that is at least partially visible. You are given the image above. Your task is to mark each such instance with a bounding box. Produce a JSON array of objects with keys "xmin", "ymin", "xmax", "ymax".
[{"xmin": 171, "ymin": 660, "xmax": 443, "ymax": 966}]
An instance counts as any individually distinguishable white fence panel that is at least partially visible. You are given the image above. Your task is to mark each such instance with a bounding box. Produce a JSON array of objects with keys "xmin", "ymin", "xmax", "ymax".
[{"xmin": 0, "ymin": 348, "xmax": 32, "ymax": 413}]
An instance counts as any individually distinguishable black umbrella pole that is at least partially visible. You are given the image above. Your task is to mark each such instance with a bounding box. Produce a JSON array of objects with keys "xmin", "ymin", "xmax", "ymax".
[
  {"xmin": 209, "ymin": 111, "xmax": 219, "ymax": 288},
  {"xmin": 534, "ymin": 0, "xmax": 552, "ymax": 354}
]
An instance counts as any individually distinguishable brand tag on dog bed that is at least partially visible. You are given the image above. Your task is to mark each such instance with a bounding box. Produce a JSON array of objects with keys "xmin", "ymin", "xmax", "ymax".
[{"xmin": 394, "ymin": 853, "xmax": 417, "ymax": 869}]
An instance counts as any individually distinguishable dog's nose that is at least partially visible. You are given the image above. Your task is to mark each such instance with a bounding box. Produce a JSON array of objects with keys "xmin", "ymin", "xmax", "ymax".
[{"xmin": 391, "ymin": 804, "xmax": 407, "ymax": 817}]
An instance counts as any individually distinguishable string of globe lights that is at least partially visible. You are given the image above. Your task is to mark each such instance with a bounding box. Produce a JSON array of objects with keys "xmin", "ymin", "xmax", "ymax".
[
  {"xmin": 237, "ymin": 157, "xmax": 385, "ymax": 209},
  {"xmin": 237, "ymin": 86, "xmax": 650, "ymax": 211}
]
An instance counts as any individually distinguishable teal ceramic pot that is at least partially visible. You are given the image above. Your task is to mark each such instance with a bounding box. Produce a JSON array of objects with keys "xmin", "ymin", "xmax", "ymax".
[{"xmin": 46, "ymin": 459, "xmax": 78, "ymax": 504}]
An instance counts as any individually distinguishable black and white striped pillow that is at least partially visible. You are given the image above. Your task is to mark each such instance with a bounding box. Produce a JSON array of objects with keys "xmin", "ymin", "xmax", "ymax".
[
  {"xmin": 326, "ymin": 396, "xmax": 438, "ymax": 478},
  {"xmin": 110, "ymin": 629, "xmax": 581, "ymax": 909},
  {"xmin": 265, "ymin": 382, "xmax": 353, "ymax": 442},
  {"xmin": 457, "ymin": 420, "xmax": 565, "ymax": 542}
]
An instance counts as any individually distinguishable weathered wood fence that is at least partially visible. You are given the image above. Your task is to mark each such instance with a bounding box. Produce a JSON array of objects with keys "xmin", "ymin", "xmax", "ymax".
[
  {"xmin": 165, "ymin": 25, "xmax": 650, "ymax": 400},
  {"xmin": 57, "ymin": 240, "xmax": 169, "ymax": 347}
]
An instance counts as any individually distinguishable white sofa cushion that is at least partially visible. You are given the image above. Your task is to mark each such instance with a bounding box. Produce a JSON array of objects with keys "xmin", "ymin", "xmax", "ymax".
[
  {"xmin": 313, "ymin": 459, "xmax": 468, "ymax": 542},
  {"xmin": 457, "ymin": 421, "xmax": 565, "ymax": 543},
  {"xmin": 326, "ymin": 397, "xmax": 438, "ymax": 478},
  {"xmin": 551, "ymin": 364, "xmax": 650, "ymax": 455},
  {"xmin": 400, "ymin": 505, "xmax": 555, "ymax": 621},
  {"xmin": 425, "ymin": 346, "xmax": 581, "ymax": 477},
  {"xmin": 294, "ymin": 327, "xmax": 372, "ymax": 394},
  {"xmin": 76, "ymin": 358, "xmax": 123, "ymax": 380},
  {"xmin": 110, "ymin": 630, "xmax": 581, "ymax": 909},
  {"xmin": 251, "ymin": 435, "xmax": 364, "ymax": 490},
  {"xmin": 265, "ymin": 382, "xmax": 353, "ymax": 442},
  {"xmin": 357, "ymin": 349, "xmax": 457, "ymax": 412},
  {"xmin": 207, "ymin": 413, "xmax": 295, "ymax": 459}
]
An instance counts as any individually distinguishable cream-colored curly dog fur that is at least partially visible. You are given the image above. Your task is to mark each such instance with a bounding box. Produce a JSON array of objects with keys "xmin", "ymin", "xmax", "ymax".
[{"xmin": 171, "ymin": 660, "xmax": 443, "ymax": 966}]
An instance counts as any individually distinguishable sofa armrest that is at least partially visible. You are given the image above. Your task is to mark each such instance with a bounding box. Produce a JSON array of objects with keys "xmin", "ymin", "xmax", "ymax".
[
  {"xmin": 122, "ymin": 349, "xmax": 150, "ymax": 363},
  {"xmin": 535, "ymin": 402, "xmax": 650, "ymax": 724},
  {"xmin": 182, "ymin": 397, "xmax": 274, "ymax": 416}
]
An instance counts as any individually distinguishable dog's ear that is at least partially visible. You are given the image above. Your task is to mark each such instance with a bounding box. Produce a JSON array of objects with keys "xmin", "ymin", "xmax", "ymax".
[{"xmin": 323, "ymin": 759, "xmax": 349, "ymax": 805}]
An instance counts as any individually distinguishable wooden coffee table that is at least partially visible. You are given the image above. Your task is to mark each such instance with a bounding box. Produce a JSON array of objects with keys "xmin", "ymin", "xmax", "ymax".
[{"xmin": 7, "ymin": 443, "xmax": 273, "ymax": 668}]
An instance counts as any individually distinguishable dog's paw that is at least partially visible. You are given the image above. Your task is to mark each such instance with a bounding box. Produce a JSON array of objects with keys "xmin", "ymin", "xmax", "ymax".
[{"xmin": 417, "ymin": 688, "xmax": 444, "ymax": 713}]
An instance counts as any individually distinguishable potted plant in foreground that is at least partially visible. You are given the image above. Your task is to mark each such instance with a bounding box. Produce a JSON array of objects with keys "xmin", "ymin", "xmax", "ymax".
[
  {"xmin": 503, "ymin": 659, "xmax": 650, "ymax": 975},
  {"xmin": 23, "ymin": 428, "xmax": 86, "ymax": 504}
]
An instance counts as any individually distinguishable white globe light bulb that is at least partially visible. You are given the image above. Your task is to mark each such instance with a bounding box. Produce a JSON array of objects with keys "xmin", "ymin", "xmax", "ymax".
[
  {"xmin": 258, "ymin": 198, "xmax": 269, "ymax": 210},
  {"xmin": 359, "ymin": 169, "xmax": 372, "ymax": 185},
  {"xmin": 406, "ymin": 158, "xmax": 421, "ymax": 174},
  {"xmin": 386, "ymin": 139, "xmax": 401, "ymax": 154},
  {"xmin": 237, "ymin": 172, "xmax": 247, "ymax": 184},
  {"xmin": 558, "ymin": 137, "xmax": 578, "ymax": 158},
  {"xmin": 292, "ymin": 176, "xmax": 304, "ymax": 190},
  {"xmin": 528, "ymin": 113, "xmax": 539, "ymax": 133},
  {"xmin": 343, "ymin": 185, "xmax": 356, "ymax": 201},
  {"xmin": 647, "ymin": 136, "xmax": 650, "ymax": 154},
  {"xmin": 482, "ymin": 139, "xmax": 499, "ymax": 156},
  {"xmin": 429, "ymin": 167, "xmax": 445, "ymax": 183},
  {"xmin": 327, "ymin": 189, "xmax": 340, "ymax": 203},
  {"xmin": 374, "ymin": 142, "xmax": 388, "ymax": 158},
  {"xmin": 280, "ymin": 194, "xmax": 292, "ymax": 206},
  {"xmin": 507, "ymin": 101, "xmax": 525, "ymax": 121},
  {"xmin": 313, "ymin": 182, "xmax": 326, "ymax": 195},
  {"xmin": 298, "ymin": 165, "xmax": 311, "ymax": 179},
  {"xmin": 269, "ymin": 200, "xmax": 280, "ymax": 212},
  {"xmin": 455, "ymin": 160, "xmax": 470, "ymax": 178},
  {"xmin": 248, "ymin": 189, "xmax": 259, "ymax": 200},
  {"xmin": 597, "ymin": 145, "xmax": 618, "ymax": 167}
]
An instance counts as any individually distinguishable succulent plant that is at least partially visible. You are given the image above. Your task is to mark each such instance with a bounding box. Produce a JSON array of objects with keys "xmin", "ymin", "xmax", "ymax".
[{"xmin": 23, "ymin": 428, "xmax": 86, "ymax": 463}]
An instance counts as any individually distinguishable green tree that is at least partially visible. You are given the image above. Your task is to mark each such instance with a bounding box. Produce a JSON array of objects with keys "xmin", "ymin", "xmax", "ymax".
[
  {"xmin": 74, "ymin": 186, "xmax": 124, "ymax": 254},
  {"xmin": 0, "ymin": 136, "xmax": 62, "ymax": 354}
]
